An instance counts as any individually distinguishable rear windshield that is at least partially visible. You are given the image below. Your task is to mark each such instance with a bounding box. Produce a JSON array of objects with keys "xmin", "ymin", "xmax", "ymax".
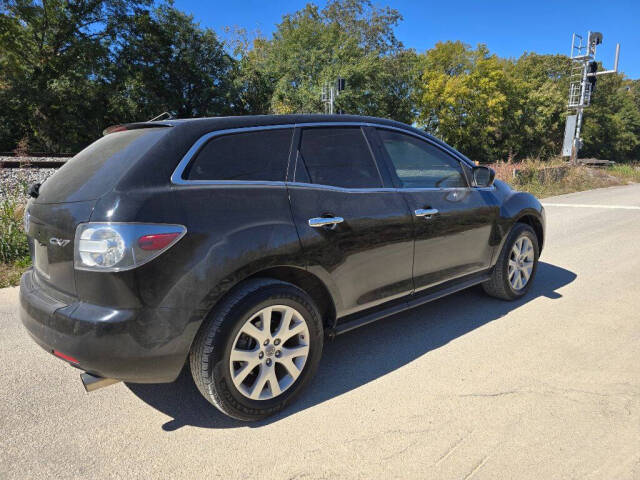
[{"xmin": 36, "ymin": 127, "xmax": 170, "ymax": 203}]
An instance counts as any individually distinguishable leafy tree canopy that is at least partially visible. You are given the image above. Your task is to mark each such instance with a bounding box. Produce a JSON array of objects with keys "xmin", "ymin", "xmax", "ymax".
[{"xmin": 1, "ymin": 0, "xmax": 639, "ymax": 162}]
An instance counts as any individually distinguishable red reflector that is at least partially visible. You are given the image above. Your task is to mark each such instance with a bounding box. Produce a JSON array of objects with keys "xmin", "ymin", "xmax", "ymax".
[
  {"xmin": 138, "ymin": 232, "xmax": 180, "ymax": 251},
  {"xmin": 53, "ymin": 350, "xmax": 78, "ymax": 364}
]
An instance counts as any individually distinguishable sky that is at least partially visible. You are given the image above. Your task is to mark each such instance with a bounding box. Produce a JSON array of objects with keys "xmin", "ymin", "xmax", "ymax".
[{"xmin": 172, "ymin": 0, "xmax": 639, "ymax": 79}]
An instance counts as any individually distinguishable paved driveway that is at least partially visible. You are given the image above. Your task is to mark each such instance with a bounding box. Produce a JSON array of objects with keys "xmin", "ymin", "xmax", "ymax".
[{"xmin": 1, "ymin": 184, "xmax": 639, "ymax": 479}]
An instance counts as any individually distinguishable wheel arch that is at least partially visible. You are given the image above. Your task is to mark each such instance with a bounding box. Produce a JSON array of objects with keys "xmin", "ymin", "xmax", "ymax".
[
  {"xmin": 244, "ymin": 266, "xmax": 337, "ymax": 330},
  {"xmin": 190, "ymin": 264, "xmax": 337, "ymax": 344},
  {"xmin": 514, "ymin": 213, "xmax": 544, "ymax": 252}
]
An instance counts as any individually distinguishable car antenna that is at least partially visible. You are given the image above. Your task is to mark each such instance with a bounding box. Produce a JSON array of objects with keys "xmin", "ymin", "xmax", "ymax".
[{"xmin": 148, "ymin": 112, "xmax": 173, "ymax": 122}]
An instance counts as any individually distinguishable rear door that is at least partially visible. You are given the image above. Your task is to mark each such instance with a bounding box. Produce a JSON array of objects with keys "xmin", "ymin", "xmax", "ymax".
[
  {"xmin": 372, "ymin": 128, "xmax": 499, "ymax": 292},
  {"xmin": 287, "ymin": 126, "xmax": 414, "ymax": 318}
]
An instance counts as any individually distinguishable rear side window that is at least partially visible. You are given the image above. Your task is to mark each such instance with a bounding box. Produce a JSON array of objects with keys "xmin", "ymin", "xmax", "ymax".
[
  {"xmin": 298, "ymin": 127, "xmax": 381, "ymax": 188},
  {"xmin": 184, "ymin": 128, "xmax": 293, "ymax": 181},
  {"xmin": 377, "ymin": 129, "xmax": 467, "ymax": 188}
]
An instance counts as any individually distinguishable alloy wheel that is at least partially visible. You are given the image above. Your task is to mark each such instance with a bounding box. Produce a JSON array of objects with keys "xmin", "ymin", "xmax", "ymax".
[
  {"xmin": 508, "ymin": 235, "xmax": 534, "ymax": 291},
  {"xmin": 229, "ymin": 305, "xmax": 310, "ymax": 400}
]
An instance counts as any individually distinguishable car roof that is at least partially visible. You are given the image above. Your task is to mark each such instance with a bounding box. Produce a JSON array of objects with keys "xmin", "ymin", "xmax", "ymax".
[{"xmin": 120, "ymin": 114, "xmax": 474, "ymax": 166}]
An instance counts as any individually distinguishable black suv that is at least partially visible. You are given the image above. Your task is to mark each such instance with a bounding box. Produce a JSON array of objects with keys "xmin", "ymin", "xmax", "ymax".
[{"xmin": 20, "ymin": 114, "xmax": 544, "ymax": 420}]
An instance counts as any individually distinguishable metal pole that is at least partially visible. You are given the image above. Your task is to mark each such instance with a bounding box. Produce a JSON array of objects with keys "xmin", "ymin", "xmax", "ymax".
[
  {"xmin": 329, "ymin": 86, "xmax": 335, "ymax": 115},
  {"xmin": 571, "ymin": 33, "xmax": 576, "ymax": 56},
  {"xmin": 570, "ymin": 32, "xmax": 591, "ymax": 164}
]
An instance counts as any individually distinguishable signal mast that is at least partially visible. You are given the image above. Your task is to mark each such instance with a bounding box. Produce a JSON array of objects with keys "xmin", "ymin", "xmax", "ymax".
[{"xmin": 563, "ymin": 31, "xmax": 620, "ymax": 164}]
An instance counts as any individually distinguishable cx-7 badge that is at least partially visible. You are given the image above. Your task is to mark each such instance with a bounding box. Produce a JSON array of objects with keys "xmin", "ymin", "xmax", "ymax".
[{"xmin": 49, "ymin": 238, "xmax": 70, "ymax": 247}]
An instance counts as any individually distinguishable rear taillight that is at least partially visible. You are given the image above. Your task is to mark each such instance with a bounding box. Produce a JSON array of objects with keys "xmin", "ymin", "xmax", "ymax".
[{"xmin": 74, "ymin": 223, "xmax": 186, "ymax": 272}]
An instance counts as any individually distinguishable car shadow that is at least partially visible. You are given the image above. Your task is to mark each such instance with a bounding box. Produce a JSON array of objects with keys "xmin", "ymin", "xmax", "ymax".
[{"xmin": 126, "ymin": 261, "xmax": 576, "ymax": 430}]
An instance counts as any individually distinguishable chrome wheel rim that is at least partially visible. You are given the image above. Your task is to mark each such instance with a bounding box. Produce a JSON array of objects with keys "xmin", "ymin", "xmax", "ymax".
[
  {"xmin": 508, "ymin": 236, "xmax": 534, "ymax": 291},
  {"xmin": 229, "ymin": 305, "xmax": 310, "ymax": 401}
]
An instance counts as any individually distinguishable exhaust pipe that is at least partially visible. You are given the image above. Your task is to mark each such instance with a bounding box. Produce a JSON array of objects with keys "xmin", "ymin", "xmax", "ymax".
[{"xmin": 80, "ymin": 372, "xmax": 121, "ymax": 392}]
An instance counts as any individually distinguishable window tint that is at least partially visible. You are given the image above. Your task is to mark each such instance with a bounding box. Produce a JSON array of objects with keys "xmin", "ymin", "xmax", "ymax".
[
  {"xmin": 38, "ymin": 127, "xmax": 170, "ymax": 203},
  {"xmin": 299, "ymin": 127, "xmax": 381, "ymax": 188},
  {"xmin": 377, "ymin": 129, "xmax": 467, "ymax": 188},
  {"xmin": 185, "ymin": 128, "xmax": 293, "ymax": 181}
]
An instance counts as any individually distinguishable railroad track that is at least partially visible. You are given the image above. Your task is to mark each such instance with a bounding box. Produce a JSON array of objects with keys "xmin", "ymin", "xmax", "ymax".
[
  {"xmin": 0, "ymin": 159, "xmax": 67, "ymax": 169},
  {"xmin": 0, "ymin": 154, "xmax": 70, "ymax": 169}
]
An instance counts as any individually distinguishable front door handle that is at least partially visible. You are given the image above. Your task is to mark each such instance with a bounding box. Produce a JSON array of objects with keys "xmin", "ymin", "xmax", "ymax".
[
  {"xmin": 308, "ymin": 216, "xmax": 344, "ymax": 228},
  {"xmin": 415, "ymin": 208, "xmax": 439, "ymax": 218}
]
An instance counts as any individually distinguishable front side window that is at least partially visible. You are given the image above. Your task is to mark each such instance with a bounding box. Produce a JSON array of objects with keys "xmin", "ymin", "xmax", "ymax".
[
  {"xmin": 377, "ymin": 129, "xmax": 467, "ymax": 188},
  {"xmin": 298, "ymin": 127, "xmax": 382, "ymax": 188},
  {"xmin": 184, "ymin": 128, "xmax": 293, "ymax": 181}
]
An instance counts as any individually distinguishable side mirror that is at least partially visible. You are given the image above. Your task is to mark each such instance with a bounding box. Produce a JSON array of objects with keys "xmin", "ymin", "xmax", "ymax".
[{"xmin": 472, "ymin": 166, "xmax": 495, "ymax": 187}]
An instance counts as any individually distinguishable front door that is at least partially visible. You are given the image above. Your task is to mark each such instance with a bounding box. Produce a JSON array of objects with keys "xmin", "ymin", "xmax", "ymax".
[
  {"xmin": 287, "ymin": 126, "xmax": 414, "ymax": 317},
  {"xmin": 372, "ymin": 128, "xmax": 499, "ymax": 292}
]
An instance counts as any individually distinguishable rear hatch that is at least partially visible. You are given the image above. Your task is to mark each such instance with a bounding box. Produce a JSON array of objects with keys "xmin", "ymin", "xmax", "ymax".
[{"xmin": 28, "ymin": 126, "xmax": 171, "ymax": 297}]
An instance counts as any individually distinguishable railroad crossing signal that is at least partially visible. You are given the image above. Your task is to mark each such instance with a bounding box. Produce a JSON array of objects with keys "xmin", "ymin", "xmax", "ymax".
[{"xmin": 564, "ymin": 31, "xmax": 620, "ymax": 163}]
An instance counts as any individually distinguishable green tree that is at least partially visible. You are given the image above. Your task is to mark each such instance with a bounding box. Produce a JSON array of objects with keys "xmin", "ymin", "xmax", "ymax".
[
  {"xmin": 0, "ymin": 0, "xmax": 151, "ymax": 152},
  {"xmin": 235, "ymin": 0, "xmax": 415, "ymax": 122},
  {"xmin": 415, "ymin": 41, "xmax": 513, "ymax": 162},
  {"xmin": 506, "ymin": 53, "xmax": 571, "ymax": 159},
  {"xmin": 112, "ymin": 4, "xmax": 237, "ymax": 121},
  {"xmin": 581, "ymin": 74, "xmax": 640, "ymax": 162}
]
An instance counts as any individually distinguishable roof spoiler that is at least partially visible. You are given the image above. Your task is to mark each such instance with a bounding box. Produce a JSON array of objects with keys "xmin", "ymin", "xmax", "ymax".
[{"xmin": 102, "ymin": 122, "xmax": 173, "ymax": 136}]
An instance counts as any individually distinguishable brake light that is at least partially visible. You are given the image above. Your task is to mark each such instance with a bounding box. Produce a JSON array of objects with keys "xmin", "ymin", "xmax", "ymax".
[
  {"xmin": 102, "ymin": 125, "xmax": 128, "ymax": 135},
  {"xmin": 53, "ymin": 350, "xmax": 78, "ymax": 364},
  {"xmin": 75, "ymin": 223, "xmax": 186, "ymax": 272},
  {"xmin": 138, "ymin": 232, "xmax": 181, "ymax": 251}
]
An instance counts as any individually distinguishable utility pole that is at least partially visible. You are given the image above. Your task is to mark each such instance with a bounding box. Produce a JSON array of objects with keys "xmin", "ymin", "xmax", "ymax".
[
  {"xmin": 322, "ymin": 78, "xmax": 346, "ymax": 114},
  {"xmin": 563, "ymin": 31, "xmax": 620, "ymax": 164}
]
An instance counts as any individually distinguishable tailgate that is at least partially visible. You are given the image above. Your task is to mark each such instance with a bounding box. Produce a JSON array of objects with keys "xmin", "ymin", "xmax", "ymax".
[{"xmin": 28, "ymin": 200, "xmax": 95, "ymax": 297}]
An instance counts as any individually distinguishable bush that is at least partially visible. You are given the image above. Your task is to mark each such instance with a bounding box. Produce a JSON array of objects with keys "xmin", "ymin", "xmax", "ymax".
[
  {"xmin": 608, "ymin": 164, "xmax": 640, "ymax": 182},
  {"xmin": 0, "ymin": 194, "xmax": 30, "ymax": 264}
]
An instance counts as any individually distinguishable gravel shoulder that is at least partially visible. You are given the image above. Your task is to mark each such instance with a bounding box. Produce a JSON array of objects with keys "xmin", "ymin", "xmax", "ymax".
[{"xmin": 0, "ymin": 156, "xmax": 61, "ymax": 200}]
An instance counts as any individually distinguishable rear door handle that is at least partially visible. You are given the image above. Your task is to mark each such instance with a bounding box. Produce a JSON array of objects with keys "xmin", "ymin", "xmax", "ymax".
[
  {"xmin": 415, "ymin": 208, "xmax": 439, "ymax": 218},
  {"xmin": 308, "ymin": 217, "xmax": 344, "ymax": 228}
]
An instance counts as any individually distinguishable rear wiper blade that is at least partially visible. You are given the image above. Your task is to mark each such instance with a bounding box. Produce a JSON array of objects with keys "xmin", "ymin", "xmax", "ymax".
[{"xmin": 28, "ymin": 182, "xmax": 41, "ymax": 198}]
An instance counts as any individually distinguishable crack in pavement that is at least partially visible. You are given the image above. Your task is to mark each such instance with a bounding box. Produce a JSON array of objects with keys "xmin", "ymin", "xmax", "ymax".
[
  {"xmin": 463, "ymin": 455, "xmax": 491, "ymax": 480},
  {"xmin": 434, "ymin": 433, "xmax": 471, "ymax": 466},
  {"xmin": 455, "ymin": 386, "xmax": 640, "ymax": 400}
]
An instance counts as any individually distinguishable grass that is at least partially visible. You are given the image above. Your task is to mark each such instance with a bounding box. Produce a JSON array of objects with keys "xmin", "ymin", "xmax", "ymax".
[
  {"xmin": 607, "ymin": 164, "xmax": 640, "ymax": 183},
  {"xmin": 490, "ymin": 159, "xmax": 639, "ymax": 198},
  {"xmin": 0, "ymin": 257, "xmax": 30, "ymax": 288},
  {"xmin": 0, "ymin": 191, "xmax": 31, "ymax": 288}
]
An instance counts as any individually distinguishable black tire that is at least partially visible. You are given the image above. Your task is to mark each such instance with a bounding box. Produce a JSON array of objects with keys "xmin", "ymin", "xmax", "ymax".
[
  {"xmin": 482, "ymin": 223, "xmax": 539, "ymax": 301},
  {"xmin": 189, "ymin": 278, "xmax": 324, "ymax": 421}
]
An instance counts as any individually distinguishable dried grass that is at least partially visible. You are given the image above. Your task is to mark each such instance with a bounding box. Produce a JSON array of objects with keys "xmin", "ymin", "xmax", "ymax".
[{"xmin": 489, "ymin": 159, "xmax": 637, "ymax": 198}]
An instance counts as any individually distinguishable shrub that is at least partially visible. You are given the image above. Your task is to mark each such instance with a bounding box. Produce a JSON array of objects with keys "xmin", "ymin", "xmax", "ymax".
[{"xmin": 0, "ymin": 194, "xmax": 30, "ymax": 264}]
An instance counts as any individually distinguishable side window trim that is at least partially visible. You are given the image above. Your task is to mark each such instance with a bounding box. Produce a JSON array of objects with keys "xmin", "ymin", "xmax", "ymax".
[
  {"xmin": 373, "ymin": 127, "xmax": 471, "ymax": 190},
  {"xmin": 171, "ymin": 125, "xmax": 294, "ymax": 185},
  {"xmin": 362, "ymin": 126, "xmax": 396, "ymax": 188},
  {"xmin": 170, "ymin": 122, "xmax": 477, "ymax": 187}
]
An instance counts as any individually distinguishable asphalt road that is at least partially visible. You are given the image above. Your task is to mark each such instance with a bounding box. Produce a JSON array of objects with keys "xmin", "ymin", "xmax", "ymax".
[{"xmin": 2, "ymin": 184, "xmax": 639, "ymax": 480}]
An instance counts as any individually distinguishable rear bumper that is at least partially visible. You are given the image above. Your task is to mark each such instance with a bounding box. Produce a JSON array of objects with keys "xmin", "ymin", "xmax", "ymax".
[{"xmin": 19, "ymin": 269, "xmax": 197, "ymax": 383}]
